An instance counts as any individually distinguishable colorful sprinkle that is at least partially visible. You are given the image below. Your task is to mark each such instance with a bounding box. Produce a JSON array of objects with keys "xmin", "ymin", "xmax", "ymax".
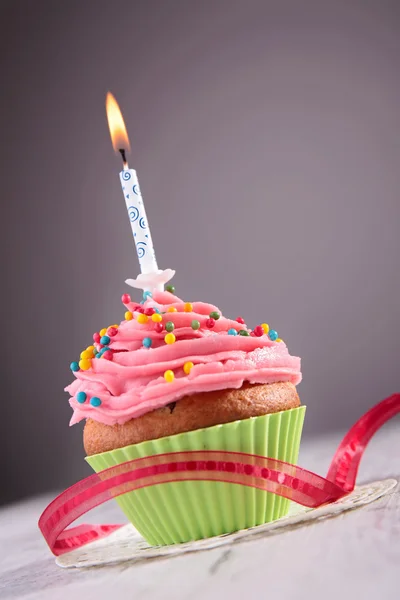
[
  {"xmin": 164, "ymin": 370, "xmax": 175, "ymax": 382},
  {"xmin": 167, "ymin": 306, "xmax": 178, "ymax": 313},
  {"xmin": 227, "ymin": 328, "xmax": 238, "ymax": 336},
  {"xmin": 99, "ymin": 328, "xmax": 107, "ymax": 337},
  {"xmin": 152, "ymin": 313, "xmax": 162, "ymax": 323},
  {"xmin": 90, "ymin": 397, "xmax": 102, "ymax": 407},
  {"xmin": 95, "ymin": 352, "xmax": 101, "ymax": 358},
  {"xmin": 209, "ymin": 311, "xmax": 220, "ymax": 320},
  {"xmin": 184, "ymin": 302, "xmax": 193, "ymax": 312},
  {"xmin": 143, "ymin": 291, "xmax": 152, "ymax": 301},
  {"xmin": 183, "ymin": 361, "xmax": 194, "ymax": 375},
  {"xmin": 86, "ymin": 345, "xmax": 95, "ymax": 353},
  {"xmin": 238, "ymin": 330, "xmax": 249, "ymax": 336},
  {"xmin": 142, "ymin": 337, "xmax": 152, "ymax": 348},
  {"xmin": 164, "ymin": 332, "xmax": 176, "ymax": 344},
  {"xmin": 107, "ymin": 327, "xmax": 118, "ymax": 337},
  {"xmin": 166, "ymin": 285, "xmax": 175, "ymax": 294},
  {"xmin": 136, "ymin": 306, "xmax": 145, "ymax": 314},
  {"xmin": 125, "ymin": 311, "xmax": 133, "ymax": 321},
  {"xmin": 102, "ymin": 350, "xmax": 113, "ymax": 360},
  {"xmin": 80, "ymin": 349, "xmax": 93, "ymax": 360},
  {"xmin": 261, "ymin": 323, "xmax": 269, "ymax": 334},
  {"xmin": 165, "ymin": 321, "xmax": 175, "ymax": 332},
  {"xmin": 236, "ymin": 317, "xmax": 245, "ymax": 324},
  {"xmin": 154, "ymin": 322, "xmax": 163, "ymax": 333},
  {"xmin": 100, "ymin": 335, "xmax": 110, "ymax": 345},
  {"xmin": 137, "ymin": 313, "xmax": 149, "ymax": 324},
  {"xmin": 93, "ymin": 332, "xmax": 101, "ymax": 343},
  {"xmin": 206, "ymin": 318, "xmax": 215, "ymax": 328},
  {"xmin": 253, "ymin": 325, "xmax": 264, "ymax": 337},
  {"xmin": 269, "ymin": 329, "xmax": 278, "ymax": 341},
  {"xmin": 70, "ymin": 361, "xmax": 79, "ymax": 372},
  {"xmin": 144, "ymin": 307, "xmax": 155, "ymax": 316},
  {"xmin": 121, "ymin": 293, "xmax": 131, "ymax": 304},
  {"xmin": 79, "ymin": 358, "xmax": 92, "ymax": 370},
  {"xmin": 191, "ymin": 320, "xmax": 200, "ymax": 330},
  {"xmin": 76, "ymin": 391, "xmax": 87, "ymax": 404},
  {"xmin": 276, "ymin": 338, "xmax": 283, "ymax": 343}
]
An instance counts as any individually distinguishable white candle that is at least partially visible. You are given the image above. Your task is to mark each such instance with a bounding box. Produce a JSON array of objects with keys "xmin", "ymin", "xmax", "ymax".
[
  {"xmin": 119, "ymin": 167, "xmax": 158, "ymax": 274},
  {"xmin": 106, "ymin": 92, "xmax": 175, "ymax": 293}
]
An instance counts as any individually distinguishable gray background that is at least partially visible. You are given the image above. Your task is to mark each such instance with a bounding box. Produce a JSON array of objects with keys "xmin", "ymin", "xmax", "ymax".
[{"xmin": 1, "ymin": 0, "xmax": 399, "ymax": 506}]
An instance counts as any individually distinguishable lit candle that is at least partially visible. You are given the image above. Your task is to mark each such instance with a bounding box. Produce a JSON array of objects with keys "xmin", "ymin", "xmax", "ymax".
[{"xmin": 106, "ymin": 92, "xmax": 174, "ymax": 292}]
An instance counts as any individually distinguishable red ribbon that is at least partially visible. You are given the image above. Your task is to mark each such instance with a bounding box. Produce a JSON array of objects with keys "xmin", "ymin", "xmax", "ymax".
[{"xmin": 39, "ymin": 394, "xmax": 400, "ymax": 556}]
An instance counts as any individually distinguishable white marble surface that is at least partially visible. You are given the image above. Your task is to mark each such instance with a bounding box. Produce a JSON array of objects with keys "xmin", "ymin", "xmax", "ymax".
[{"xmin": 1, "ymin": 423, "xmax": 399, "ymax": 600}]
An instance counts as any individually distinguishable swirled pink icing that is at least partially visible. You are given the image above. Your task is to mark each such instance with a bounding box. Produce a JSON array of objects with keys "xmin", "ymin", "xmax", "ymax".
[{"xmin": 66, "ymin": 290, "xmax": 301, "ymax": 426}]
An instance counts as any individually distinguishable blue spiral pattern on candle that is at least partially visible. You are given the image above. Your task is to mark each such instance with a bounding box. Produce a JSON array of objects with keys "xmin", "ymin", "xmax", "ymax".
[
  {"xmin": 122, "ymin": 171, "xmax": 131, "ymax": 181},
  {"xmin": 133, "ymin": 184, "xmax": 141, "ymax": 196},
  {"xmin": 128, "ymin": 206, "xmax": 139, "ymax": 222},
  {"xmin": 136, "ymin": 241, "xmax": 147, "ymax": 258},
  {"xmin": 139, "ymin": 217, "xmax": 146, "ymax": 229}
]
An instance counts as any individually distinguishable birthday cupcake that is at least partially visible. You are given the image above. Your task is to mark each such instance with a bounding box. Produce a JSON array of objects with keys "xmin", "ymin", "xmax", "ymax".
[{"xmin": 66, "ymin": 286, "xmax": 304, "ymax": 546}]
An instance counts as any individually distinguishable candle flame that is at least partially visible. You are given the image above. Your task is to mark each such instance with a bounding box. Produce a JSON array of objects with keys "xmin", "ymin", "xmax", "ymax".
[{"xmin": 106, "ymin": 92, "xmax": 131, "ymax": 154}]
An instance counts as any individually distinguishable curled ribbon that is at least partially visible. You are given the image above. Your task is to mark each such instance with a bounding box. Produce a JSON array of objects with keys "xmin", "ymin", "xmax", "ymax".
[{"xmin": 39, "ymin": 394, "xmax": 400, "ymax": 556}]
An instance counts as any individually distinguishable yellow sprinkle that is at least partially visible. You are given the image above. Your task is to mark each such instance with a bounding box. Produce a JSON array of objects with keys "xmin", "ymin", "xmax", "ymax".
[
  {"xmin": 80, "ymin": 349, "xmax": 93, "ymax": 360},
  {"xmin": 137, "ymin": 313, "xmax": 149, "ymax": 324},
  {"xmin": 164, "ymin": 332, "xmax": 176, "ymax": 344},
  {"xmin": 261, "ymin": 323, "xmax": 270, "ymax": 334},
  {"xmin": 276, "ymin": 338, "xmax": 283, "ymax": 343},
  {"xmin": 167, "ymin": 306, "xmax": 178, "ymax": 313},
  {"xmin": 164, "ymin": 370, "xmax": 175, "ymax": 383},
  {"xmin": 111, "ymin": 324, "xmax": 119, "ymax": 329},
  {"xmin": 86, "ymin": 345, "xmax": 95, "ymax": 352},
  {"xmin": 79, "ymin": 358, "xmax": 92, "ymax": 371},
  {"xmin": 183, "ymin": 361, "xmax": 194, "ymax": 375},
  {"xmin": 100, "ymin": 328, "xmax": 107, "ymax": 337},
  {"xmin": 184, "ymin": 302, "xmax": 193, "ymax": 312},
  {"xmin": 125, "ymin": 311, "xmax": 133, "ymax": 321},
  {"xmin": 151, "ymin": 313, "xmax": 163, "ymax": 322}
]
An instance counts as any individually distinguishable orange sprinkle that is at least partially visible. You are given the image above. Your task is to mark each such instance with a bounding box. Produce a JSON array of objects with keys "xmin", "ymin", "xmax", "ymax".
[{"xmin": 183, "ymin": 361, "xmax": 194, "ymax": 375}]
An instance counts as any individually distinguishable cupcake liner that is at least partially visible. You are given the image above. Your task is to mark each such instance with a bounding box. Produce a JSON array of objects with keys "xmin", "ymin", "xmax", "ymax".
[{"xmin": 86, "ymin": 406, "xmax": 306, "ymax": 546}]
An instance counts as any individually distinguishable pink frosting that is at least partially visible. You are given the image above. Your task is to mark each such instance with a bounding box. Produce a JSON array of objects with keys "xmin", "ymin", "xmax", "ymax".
[{"xmin": 66, "ymin": 291, "xmax": 301, "ymax": 426}]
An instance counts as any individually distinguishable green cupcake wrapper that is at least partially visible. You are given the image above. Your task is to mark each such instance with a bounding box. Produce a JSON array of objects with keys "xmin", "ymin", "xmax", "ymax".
[{"xmin": 86, "ymin": 406, "xmax": 306, "ymax": 546}]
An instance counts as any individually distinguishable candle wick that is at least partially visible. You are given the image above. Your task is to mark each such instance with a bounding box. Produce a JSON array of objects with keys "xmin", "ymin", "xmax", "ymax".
[{"xmin": 119, "ymin": 148, "xmax": 129, "ymax": 170}]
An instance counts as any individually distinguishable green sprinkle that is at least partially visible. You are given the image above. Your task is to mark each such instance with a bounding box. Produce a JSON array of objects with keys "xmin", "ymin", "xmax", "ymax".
[
  {"xmin": 209, "ymin": 311, "xmax": 220, "ymax": 320},
  {"xmin": 165, "ymin": 321, "xmax": 175, "ymax": 332},
  {"xmin": 191, "ymin": 320, "xmax": 200, "ymax": 330},
  {"xmin": 166, "ymin": 284, "xmax": 175, "ymax": 294},
  {"xmin": 238, "ymin": 330, "xmax": 250, "ymax": 336}
]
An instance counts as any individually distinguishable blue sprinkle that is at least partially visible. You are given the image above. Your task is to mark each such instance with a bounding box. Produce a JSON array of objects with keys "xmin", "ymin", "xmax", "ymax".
[
  {"xmin": 90, "ymin": 397, "xmax": 102, "ymax": 407},
  {"xmin": 228, "ymin": 328, "xmax": 238, "ymax": 336},
  {"xmin": 76, "ymin": 391, "xmax": 87, "ymax": 404},
  {"xmin": 143, "ymin": 291, "xmax": 153, "ymax": 301},
  {"xmin": 269, "ymin": 329, "xmax": 278, "ymax": 341},
  {"xmin": 70, "ymin": 361, "xmax": 79, "ymax": 372},
  {"xmin": 153, "ymin": 307, "xmax": 160, "ymax": 314},
  {"xmin": 100, "ymin": 335, "xmax": 110, "ymax": 345},
  {"xmin": 100, "ymin": 346, "xmax": 110, "ymax": 355},
  {"xmin": 95, "ymin": 352, "xmax": 101, "ymax": 358},
  {"xmin": 142, "ymin": 337, "xmax": 152, "ymax": 348}
]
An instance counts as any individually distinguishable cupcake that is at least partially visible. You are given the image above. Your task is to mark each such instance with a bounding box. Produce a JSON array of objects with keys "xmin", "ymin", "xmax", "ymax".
[{"xmin": 66, "ymin": 288, "xmax": 304, "ymax": 545}]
